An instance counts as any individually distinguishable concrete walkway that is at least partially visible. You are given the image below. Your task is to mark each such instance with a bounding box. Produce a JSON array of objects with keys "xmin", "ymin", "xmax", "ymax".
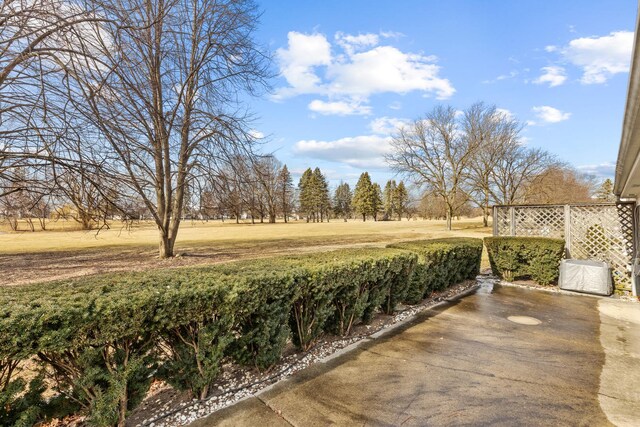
[{"xmin": 191, "ymin": 284, "xmax": 640, "ymax": 427}]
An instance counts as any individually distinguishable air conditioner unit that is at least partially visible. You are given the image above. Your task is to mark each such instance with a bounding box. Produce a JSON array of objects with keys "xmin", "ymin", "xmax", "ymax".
[{"xmin": 558, "ymin": 259, "xmax": 612, "ymax": 296}]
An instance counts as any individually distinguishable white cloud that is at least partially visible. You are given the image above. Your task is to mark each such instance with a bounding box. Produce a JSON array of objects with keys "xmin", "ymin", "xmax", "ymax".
[
  {"xmin": 275, "ymin": 32, "xmax": 332, "ymax": 98},
  {"xmin": 380, "ymin": 30, "xmax": 404, "ymax": 39},
  {"xmin": 249, "ymin": 129, "xmax": 265, "ymax": 139},
  {"xmin": 369, "ymin": 117, "xmax": 409, "ymax": 134},
  {"xmin": 533, "ymin": 66, "xmax": 567, "ymax": 87},
  {"xmin": 577, "ymin": 162, "xmax": 615, "ymax": 178},
  {"xmin": 554, "ymin": 31, "xmax": 634, "ymax": 84},
  {"xmin": 496, "ymin": 108, "xmax": 514, "ymax": 120},
  {"xmin": 531, "ymin": 106, "xmax": 571, "ymax": 124},
  {"xmin": 335, "ymin": 32, "xmax": 379, "ymax": 55},
  {"xmin": 483, "ymin": 70, "xmax": 518, "ymax": 84},
  {"xmin": 293, "ymin": 135, "xmax": 392, "ymax": 169},
  {"xmin": 388, "ymin": 101, "xmax": 402, "ymax": 110},
  {"xmin": 275, "ymin": 31, "xmax": 455, "ymax": 114},
  {"xmin": 327, "ymin": 46, "xmax": 454, "ymax": 99},
  {"xmin": 308, "ymin": 99, "xmax": 371, "ymax": 116}
]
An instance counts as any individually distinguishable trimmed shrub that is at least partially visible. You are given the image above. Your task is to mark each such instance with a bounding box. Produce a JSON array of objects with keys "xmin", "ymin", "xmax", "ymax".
[
  {"xmin": 0, "ymin": 366, "xmax": 45, "ymax": 427},
  {"xmin": 213, "ymin": 249, "xmax": 418, "ymax": 349},
  {"xmin": 0, "ymin": 240, "xmax": 485, "ymax": 425},
  {"xmin": 0, "ymin": 272, "xmax": 186, "ymax": 426},
  {"xmin": 484, "ymin": 236, "xmax": 565, "ymax": 285},
  {"xmin": 0, "ymin": 247, "xmax": 418, "ymax": 425},
  {"xmin": 388, "ymin": 238, "xmax": 484, "ymax": 304}
]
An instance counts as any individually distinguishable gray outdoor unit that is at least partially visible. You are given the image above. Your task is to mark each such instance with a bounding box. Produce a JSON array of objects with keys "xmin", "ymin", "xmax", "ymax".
[{"xmin": 559, "ymin": 259, "xmax": 612, "ymax": 296}]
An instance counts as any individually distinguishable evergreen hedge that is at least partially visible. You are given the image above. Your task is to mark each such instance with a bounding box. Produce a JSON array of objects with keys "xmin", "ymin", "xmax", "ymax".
[
  {"xmin": 484, "ymin": 236, "xmax": 565, "ymax": 285},
  {"xmin": 387, "ymin": 238, "xmax": 484, "ymax": 304},
  {"xmin": 0, "ymin": 240, "xmax": 482, "ymax": 426}
]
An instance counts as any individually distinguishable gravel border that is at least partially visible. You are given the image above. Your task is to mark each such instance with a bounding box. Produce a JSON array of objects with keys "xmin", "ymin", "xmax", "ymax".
[{"xmin": 498, "ymin": 280, "xmax": 639, "ymax": 302}]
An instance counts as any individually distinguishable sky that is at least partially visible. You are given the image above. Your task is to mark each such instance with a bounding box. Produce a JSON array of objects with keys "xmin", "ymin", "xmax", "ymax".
[{"xmin": 247, "ymin": 0, "xmax": 637, "ymax": 187}]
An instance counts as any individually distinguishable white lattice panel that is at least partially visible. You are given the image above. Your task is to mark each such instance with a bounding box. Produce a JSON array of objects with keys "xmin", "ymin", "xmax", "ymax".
[
  {"xmin": 570, "ymin": 204, "xmax": 634, "ymax": 291},
  {"xmin": 496, "ymin": 207, "xmax": 511, "ymax": 236},
  {"xmin": 494, "ymin": 203, "xmax": 635, "ymax": 293},
  {"xmin": 514, "ymin": 206, "xmax": 564, "ymax": 238}
]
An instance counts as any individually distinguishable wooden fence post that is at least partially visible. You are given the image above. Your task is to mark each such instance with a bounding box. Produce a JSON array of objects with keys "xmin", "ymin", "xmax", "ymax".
[
  {"xmin": 509, "ymin": 207, "xmax": 515, "ymax": 236},
  {"xmin": 564, "ymin": 204, "xmax": 571, "ymax": 258},
  {"xmin": 492, "ymin": 206, "xmax": 498, "ymax": 236}
]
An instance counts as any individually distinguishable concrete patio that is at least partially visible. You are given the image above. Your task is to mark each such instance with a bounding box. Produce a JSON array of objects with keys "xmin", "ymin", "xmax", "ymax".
[{"xmin": 190, "ymin": 284, "xmax": 640, "ymax": 427}]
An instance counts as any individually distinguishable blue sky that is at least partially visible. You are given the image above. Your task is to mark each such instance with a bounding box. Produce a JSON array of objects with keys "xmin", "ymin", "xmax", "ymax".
[{"xmin": 249, "ymin": 0, "xmax": 636, "ymax": 187}]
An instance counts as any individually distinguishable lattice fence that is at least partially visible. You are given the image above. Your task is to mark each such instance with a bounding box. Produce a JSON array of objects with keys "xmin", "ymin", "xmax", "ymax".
[{"xmin": 493, "ymin": 203, "xmax": 636, "ymax": 293}]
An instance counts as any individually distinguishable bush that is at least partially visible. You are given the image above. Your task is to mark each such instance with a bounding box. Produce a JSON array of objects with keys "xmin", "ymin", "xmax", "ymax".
[
  {"xmin": 0, "ymin": 271, "xmax": 191, "ymax": 426},
  {"xmin": 213, "ymin": 249, "xmax": 418, "ymax": 349},
  {"xmin": 484, "ymin": 236, "xmax": 565, "ymax": 285},
  {"xmin": 387, "ymin": 238, "xmax": 483, "ymax": 304},
  {"xmin": 0, "ymin": 247, "xmax": 418, "ymax": 425},
  {"xmin": 0, "ymin": 367, "xmax": 45, "ymax": 427},
  {"xmin": 0, "ymin": 240, "xmax": 482, "ymax": 425}
]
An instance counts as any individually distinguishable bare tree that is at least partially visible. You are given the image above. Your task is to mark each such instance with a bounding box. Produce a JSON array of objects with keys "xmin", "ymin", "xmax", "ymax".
[
  {"xmin": 490, "ymin": 144, "xmax": 555, "ymax": 205},
  {"xmin": 386, "ymin": 105, "xmax": 479, "ymax": 230},
  {"xmin": 0, "ymin": 0, "xmax": 119, "ymax": 202},
  {"xmin": 254, "ymin": 155, "xmax": 281, "ymax": 223},
  {"xmin": 58, "ymin": 0, "xmax": 270, "ymax": 257},
  {"xmin": 463, "ymin": 103, "xmax": 523, "ymax": 226},
  {"xmin": 523, "ymin": 164, "xmax": 595, "ymax": 204}
]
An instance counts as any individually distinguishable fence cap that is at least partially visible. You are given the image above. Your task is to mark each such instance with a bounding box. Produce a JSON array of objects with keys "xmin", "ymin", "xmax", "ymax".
[{"xmin": 492, "ymin": 202, "xmax": 633, "ymax": 209}]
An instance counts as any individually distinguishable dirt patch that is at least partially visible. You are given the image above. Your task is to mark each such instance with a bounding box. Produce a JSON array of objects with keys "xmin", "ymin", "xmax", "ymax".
[{"xmin": 0, "ymin": 235, "xmax": 419, "ymax": 287}]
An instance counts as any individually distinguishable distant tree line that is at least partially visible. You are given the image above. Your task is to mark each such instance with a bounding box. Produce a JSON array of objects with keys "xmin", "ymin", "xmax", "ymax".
[
  {"xmin": 198, "ymin": 164, "xmax": 412, "ymax": 223},
  {"xmin": 0, "ymin": 153, "xmax": 421, "ymax": 229}
]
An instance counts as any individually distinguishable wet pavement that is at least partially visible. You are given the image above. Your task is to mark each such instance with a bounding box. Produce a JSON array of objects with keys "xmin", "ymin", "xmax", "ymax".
[{"xmin": 190, "ymin": 283, "xmax": 640, "ymax": 427}]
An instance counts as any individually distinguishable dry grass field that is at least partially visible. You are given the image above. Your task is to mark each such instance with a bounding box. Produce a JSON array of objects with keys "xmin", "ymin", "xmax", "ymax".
[{"xmin": 0, "ymin": 218, "xmax": 492, "ymax": 286}]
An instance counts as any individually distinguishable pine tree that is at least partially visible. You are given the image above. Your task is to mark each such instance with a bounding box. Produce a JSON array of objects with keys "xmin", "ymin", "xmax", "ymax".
[
  {"xmin": 313, "ymin": 167, "xmax": 331, "ymax": 222},
  {"xmin": 353, "ymin": 172, "xmax": 374, "ymax": 221},
  {"xmin": 372, "ymin": 183, "xmax": 383, "ymax": 221},
  {"xmin": 395, "ymin": 181, "xmax": 409, "ymax": 220},
  {"xmin": 383, "ymin": 180, "xmax": 397, "ymax": 219},
  {"xmin": 277, "ymin": 164, "xmax": 294, "ymax": 222},
  {"xmin": 333, "ymin": 182, "xmax": 353, "ymax": 221},
  {"xmin": 595, "ymin": 178, "xmax": 616, "ymax": 202},
  {"xmin": 298, "ymin": 168, "xmax": 314, "ymax": 222}
]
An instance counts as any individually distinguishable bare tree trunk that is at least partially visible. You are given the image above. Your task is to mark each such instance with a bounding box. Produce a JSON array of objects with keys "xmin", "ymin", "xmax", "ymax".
[
  {"xmin": 118, "ymin": 383, "xmax": 128, "ymax": 427},
  {"xmin": 483, "ymin": 187, "xmax": 490, "ymax": 227},
  {"xmin": 159, "ymin": 232, "xmax": 175, "ymax": 258}
]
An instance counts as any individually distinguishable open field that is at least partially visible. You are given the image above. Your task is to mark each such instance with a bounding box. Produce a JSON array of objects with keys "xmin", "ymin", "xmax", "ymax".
[{"xmin": 0, "ymin": 218, "xmax": 492, "ymax": 286}]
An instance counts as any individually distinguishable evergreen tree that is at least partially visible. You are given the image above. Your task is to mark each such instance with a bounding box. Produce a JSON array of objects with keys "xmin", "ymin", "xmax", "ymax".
[
  {"xmin": 595, "ymin": 178, "xmax": 616, "ymax": 202},
  {"xmin": 298, "ymin": 168, "xmax": 314, "ymax": 222},
  {"xmin": 372, "ymin": 183, "xmax": 383, "ymax": 221},
  {"xmin": 353, "ymin": 172, "xmax": 374, "ymax": 221},
  {"xmin": 395, "ymin": 181, "xmax": 409, "ymax": 220},
  {"xmin": 313, "ymin": 167, "xmax": 331, "ymax": 222},
  {"xmin": 333, "ymin": 182, "xmax": 353, "ymax": 221},
  {"xmin": 383, "ymin": 180, "xmax": 397, "ymax": 219},
  {"xmin": 277, "ymin": 164, "xmax": 294, "ymax": 222}
]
